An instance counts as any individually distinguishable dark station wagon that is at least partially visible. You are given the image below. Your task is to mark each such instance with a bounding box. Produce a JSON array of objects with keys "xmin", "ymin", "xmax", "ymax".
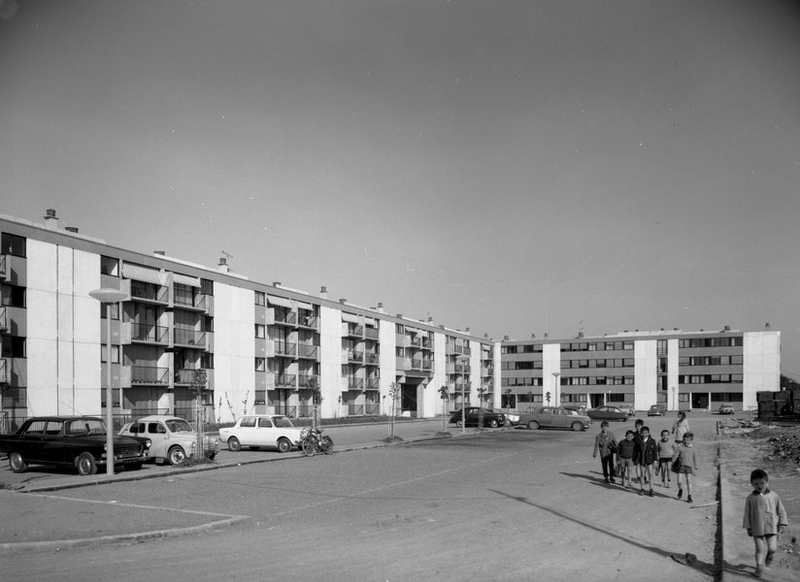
[{"xmin": 0, "ymin": 416, "xmax": 148, "ymax": 475}]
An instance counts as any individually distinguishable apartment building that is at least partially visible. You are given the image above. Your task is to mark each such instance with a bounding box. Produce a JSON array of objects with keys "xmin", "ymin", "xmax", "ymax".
[
  {"xmin": 0, "ymin": 211, "xmax": 499, "ymax": 429},
  {"xmin": 500, "ymin": 327, "xmax": 780, "ymax": 413}
]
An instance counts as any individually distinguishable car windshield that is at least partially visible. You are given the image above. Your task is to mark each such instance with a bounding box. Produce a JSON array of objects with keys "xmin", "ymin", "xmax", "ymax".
[
  {"xmin": 165, "ymin": 419, "xmax": 194, "ymax": 433},
  {"xmin": 272, "ymin": 416, "xmax": 295, "ymax": 428}
]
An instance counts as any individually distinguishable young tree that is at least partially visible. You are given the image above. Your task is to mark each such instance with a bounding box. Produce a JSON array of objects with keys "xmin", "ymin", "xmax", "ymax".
[
  {"xmin": 439, "ymin": 385, "xmax": 449, "ymax": 432},
  {"xmin": 387, "ymin": 382, "xmax": 401, "ymax": 439},
  {"xmin": 191, "ymin": 369, "xmax": 208, "ymax": 458}
]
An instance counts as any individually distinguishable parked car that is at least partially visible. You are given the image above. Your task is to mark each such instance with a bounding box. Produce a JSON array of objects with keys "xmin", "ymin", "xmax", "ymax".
[
  {"xmin": 118, "ymin": 415, "xmax": 218, "ymax": 465},
  {"xmin": 587, "ymin": 405, "xmax": 629, "ymax": 422},
  {"xmin": 218, "ymin": 414, "xmax": 304, "ymax": 453},
  {"xmin": 717, "ymin": 403, "xmax": 735, "ymax": 415},
  {"xmin": 449, "ymin": 407, "xmax": 506, "ymax": 428},
  {"xmin": 0, "ymin": 416, "xmax": 148, "ymax": 475},
  {"xmin": 647, "ymin": 404, "xmax": 667, "ymax": 417},
  {"xmin": 514, "ymin": 406, "xmax": 591, "ymax": 431},
  {"xmin": 618, "ymin": 404, "xmax": 635, "ymax": 417}
]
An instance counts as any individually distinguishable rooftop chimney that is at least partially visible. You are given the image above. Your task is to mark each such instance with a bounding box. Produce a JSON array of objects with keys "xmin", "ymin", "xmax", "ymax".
[
  {"xmin": 319, "ymin": 286, "xmax": 328, "ymax": 299},
  {"xmin": 396, "ymin": 313, "xmax": 402, "ymax": 318},
  {"xmin": 43, "ymin": 208, "xmax": 59, "ymax": 230},
  {"xmin": 218, "ymin": 257, "xmax": 229, "ymax": 273},
  {"xmin": 377, "ymin": 302, "xmax": 385, "ymax": 313},
  {"xmin": 765, "ymin": 322, "xmax": 771, "ymax": 329},
  {"xmin": 339, "ymin": 299, "xmax": 347, "ymax": 304},
  {"xmin": 503, "ymin": 335, "xmax": 510, "ymax": 341},
  {"xmin": 273, "ymin": 282, "xmax": 281, "ymax": 287}
]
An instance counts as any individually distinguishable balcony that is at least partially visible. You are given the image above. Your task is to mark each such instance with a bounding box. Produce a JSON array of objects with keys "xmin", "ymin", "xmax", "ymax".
[
  {"xmin": 131, "ymin": 324, "xmax": 169, "ymax": 345},
  {"xmin": 275, "ymin": 374, "xmax": 297, "ymax": 389},
  {"xmin": 174, "ymin": 368, "xmax": 210, "ymax": 385},
  {"xmin": 421, "ymin": 338, "xmax": 432, "ymax": 350},
  {"xmin": 345, "ymin": 324, "xmax": 364, "ymax": 337},
  {"xmin": 0, "ymin": 254, "xmax": 6, "ymax": 279},
  {"xmin": 298, "ymin": 374, "xmax": 319, "ymax": 389},
  {"xmin": 347, "ymin": 378, "xmax": 365, "ymax": 390},
  {"xmin": 273, "ymin": 311, "xmax": 297, "ymax": 326},
  {"xmin": 347, "ymin": 403, "xmax": 380, "ymax": 416},
  {"xmin": 173, "ymin": 291, "xmax": 208, "ymax": 312},
  {"xmin": 173, "ymin": 326, "xmax": 208, "ymax": 349},
  {"xmin": 129, "ymin": 281, "xmax": 169, "ymax": 304},
  {"xmin": 365, "ymin": 352, "xmax": 379, "ymax": 365},
  {"xmin": 0, "ymin": 357, "xmax": 7, "ymax": 383},
  {"xmin": 274, "ymin": 341, "xmax": 297, "ymax": 358},
  {"xmin": 364, "ymin": 327, "xmax": 379, "ymax": 340},
  {"xmin": 131, "ymin": 365, "xmax": 170, "ymax": 385},
  {"xmin": 299, "ymin": 314, "xmax": 318, "ymax": 330},
  {"xmin": 0, "ymin": 306, "xmax": 7, "ymax": 332},
  {"xmin": 365, "ymin": 377, "xmax": 380, "ymax": 391},
  {"xmin": 297, "ymin": 344, "xmax": 319, "ymax": 359},
  {"xmin": 347, "ymin": 349, "xmax": 364, "ymax": 364}
]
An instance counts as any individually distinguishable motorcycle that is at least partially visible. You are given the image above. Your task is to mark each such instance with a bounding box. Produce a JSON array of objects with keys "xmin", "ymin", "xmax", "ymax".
[{"xmin": 300, "ymin": 427, "xmax": 333, "ymax": 457}]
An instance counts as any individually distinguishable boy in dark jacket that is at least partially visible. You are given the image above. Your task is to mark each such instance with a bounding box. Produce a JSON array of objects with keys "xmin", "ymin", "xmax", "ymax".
[
  {"xmin": 616, "ymin": 430, "xmax": 637, "ymax": 489},
  {"xmin": 634, "ymin": 426, "xmax": 659, "ymax": 496}
]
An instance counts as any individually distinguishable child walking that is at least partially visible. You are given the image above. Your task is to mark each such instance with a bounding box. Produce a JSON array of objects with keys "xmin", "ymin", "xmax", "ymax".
[
  {"xmin": 592, "ymin": 421, "xmax": 618, "ymax": 484},
  {"xmin": 672, "ymin": 431, "xmax": 698, "ymax": 502},
  {"xmin": 743, "ymin": 469, "xmax": 789, "ymax": 578},
  {"xmin": 657, "ymin": 429, "xmax": 675, "ymax": 488},
  {"xmin": 634, "ymin": 425, "xmax": 658, "ymax": 496},
  {"xmin": 616, "ymin": 430, "xmax": 636, "ymax": 489}
]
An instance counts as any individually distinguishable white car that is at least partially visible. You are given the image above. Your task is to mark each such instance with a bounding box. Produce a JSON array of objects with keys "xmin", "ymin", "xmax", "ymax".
[
  {"xmin": 219, "ymin": 415, "xmax": 304, "ymax": 453},
  {"xmin": 119, "ymin": 415, "xmax": 219, "ymax": 465}
]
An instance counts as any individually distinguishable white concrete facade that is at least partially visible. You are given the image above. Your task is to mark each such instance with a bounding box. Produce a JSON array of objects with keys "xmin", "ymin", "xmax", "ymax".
[{"xmin": 743, "ymin": 332, "xmax": 781, "ymax": 411}]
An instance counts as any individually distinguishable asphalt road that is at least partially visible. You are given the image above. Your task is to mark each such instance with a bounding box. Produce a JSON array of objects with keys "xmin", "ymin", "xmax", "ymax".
[{"xmin": 1, "ymin": 416, "xmax": 721, "ymax": 582}]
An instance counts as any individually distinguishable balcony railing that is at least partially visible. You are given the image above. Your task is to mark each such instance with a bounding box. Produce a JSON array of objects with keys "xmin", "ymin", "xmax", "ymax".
[
  {"xmin": 346, "ymin": 324, "xmax": 364, "ymax": 337},
  {"xmin": 275, "ymin": 374, "xmax": 297, "ymax": 389},
  {"xmin": 347, "ymin": 378, "xmax": 365, "ymax": 390},
  {"xmin": 274, "ymin": 311, "xmax": 297, "ymax": 325},
  {"xmin": 131, "ymin": 324, "xmax": 169, "ymax": 344},
  {"xmin": 0, "ymin": 305, "xmax": 7, "ymax": 332},
  {"xmin": 365, "ymin": 352, "xmax": 379, "ymax": 365},
  {"xmin": 299, "ymin": 314, "xmax": 318, "ymax": 329},
  {"xmin": 174, "ymin": 368, "xmax": 210, "ymax": 385},
  {"xmin": 0, "ymin": 254, "xmax": 6, "ymax": 279},
  {"xmin": 410, "ymin": 337, "xmax": 422, "ymax": 347},
  {"xmin": 348, "ymin": 350, "xmax": 364, "ymax": 363},
  {"xmin": 174, "ymin": 292, "xmax": 208, "ymax": 312},
  {"xmin": 347, "ymin": 403, "xmax": 380, "ymax": 416},
  {"xmin": 130, "ymin": 282, "xmax": 169, "ymax": 304},
  {"xmin": 298, "ymin": 374, "xmax": 319, "ymax": 388},
  {"xmin": 297, "ymin": 344, "xmax": 319, "ymax": 359},
  {"xmin": 274, "ymin": 342, "xmax": 297, "ymax": 357},
  {"xmin": 366, "ymin": 377, "xmax": 380, "ymax": 390},
  {"xmin": 131, "ymin": 365, "xmax": 170, "ymax": 385},
  {"xmin": 174, "ymin": 327, "xmax": 207, "ymax": 348},
  {"xmin": 0, "ymin": 357, "xmax": 7, "ymax": 383},
  {"xmin": 364, "ymin": 327, "xmax": 379, "ymax": 339}
]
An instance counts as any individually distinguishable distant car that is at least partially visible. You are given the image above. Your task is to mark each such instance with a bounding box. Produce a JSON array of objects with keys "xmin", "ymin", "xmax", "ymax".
[
  {"xmin": 119, "ymin": 415, "xmax": 218, "ymax": 465},
  {"xmin": 514, "ymin": 406, "xmax": 591, "ymax": 431},
  {"xmin": 587, "ymin": 406, "xmax": 629, "ymax": 422},
  {"xmin": 717, "ymin": 403, "xmax": 735, "ymax": 415},
  {"xmin": 618, "ymin": 404, "xmax": 635, "ymax": 417},
  {"xmin": 563, "ymin": 405, "xmax": 588, "ymax": 417},
  {"xmin": 0, "ymin": 416, "xmax": 147, "ymax": 475},
  {"xmin": 449, "ymin": 407, "xmax": 506, "ymax": 428},
  {"xmin": 647, "ymin": 404, "xmax": 667, "ymax": 417},
  {"xmin": 218, "ymin": 414, "xmax": 304, "ymax": 453}
]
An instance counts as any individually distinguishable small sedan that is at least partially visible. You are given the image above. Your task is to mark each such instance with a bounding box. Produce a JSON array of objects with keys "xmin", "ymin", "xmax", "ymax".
[
  {"xmin": 587, "ymin": 406, "xmax": 629, "ymax": 422},
  {"xmin": 647, "ymin": 404, "xmax": 667, "ymax": 417},
  {"xmin": 218, "ymin": 415, "xmax": 304, "ymax": 453},
  {"xmin": 449, "ymin": 408, "xmax": 506, "ymax": 428},
  {"xmin": 119, "ymin": 415, "xmax": 219, "ymax": 465},
  {"xmin": 515, "ymin": 406, "xmax": 591, "ymax": 431},
  {"xmin": 717, "ymin": 403, "xmax": 735, "ymax": 415}
]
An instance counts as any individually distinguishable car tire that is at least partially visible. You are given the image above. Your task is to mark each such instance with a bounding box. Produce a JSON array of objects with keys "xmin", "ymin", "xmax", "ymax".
[
  {"xmin": 76, "ymin": 452, "xmax": 98, "ymax": 476},
  {"xmin": 277, "ymin": 438, "xmax": 292, "ymax": 454},
  {"xmin": 488, "ymin": 419, "xmax": 499, "ymax": 428},
  {"xmin": 571, "ymin": 422, "xmax": 584, "ymax": 432},
  {"xmin": 528, "ymin": 421, "xmax": 540, "ymax": 430},
  {"xmin": 456, "ymin": 420, "xmax": 464, "ymax": 428},
  {"xmin": 228, "ymin": 436, "xmax": 242, "ymax": 452},
  {"xmin": 167, "ymin": 446, "xmax": 186, "ymax": 466},
  {"xmin": 8, "ymin": 451, "xmax": 27, "ymax": 473}
]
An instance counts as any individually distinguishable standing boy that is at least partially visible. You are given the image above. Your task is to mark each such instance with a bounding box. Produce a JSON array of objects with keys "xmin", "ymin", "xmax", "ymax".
[
  {"xmin": 657, "ymin": 429, "xmax": 675, "ymax": 488},
  {"xmin": 634, "ymin": 425, "xmax": 658, "ymax": 496},
  {"xmin": 592, "ymin": 421, "xmax": 618, "ymax": 484},
  {"xmin": 743, "ymin": 469, "xmax": 789, "ymax": 578},
  {"xmin": 616, "ymin": 430, "xmax": 637, "ymax": 489},
  {"xmin": 672, "ymin": 431, "xmax": 698, "ymax": 502},
  {"xmin": 633, "ymin": 418, "xmax": 645, "ymax": 484}
]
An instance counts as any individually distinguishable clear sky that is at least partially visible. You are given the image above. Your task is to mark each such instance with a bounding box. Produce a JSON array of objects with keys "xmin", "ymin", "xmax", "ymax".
[{"xmin": 1, "ymin": 1, "xmax": 799, "ymax": 372}]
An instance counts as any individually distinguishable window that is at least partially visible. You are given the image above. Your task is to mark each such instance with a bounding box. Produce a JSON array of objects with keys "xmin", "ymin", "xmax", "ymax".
[
  {"xmin": 100, "ymin": 256, "xmax": 119, "ymax": 276},
  {"xmin": 0, "ymin": 284, "xmax": 25, "ymax": 307},
  {"xmin": 200, "ymin": 279, "xmax": 214, "ymax": 296},
  {"xmin": 255, "ymin": 291, "xmax": 266, "ymax": 306},
  {"xmin": 396, "ymin": 324, "xmax": 405, "ymax": 334},
  {"xmin": 101, "ymin": 344, "xmax": 120, "ymax": 364},
  {"xmin": 1, "ymin": 336, "xmax": 25, "ymax": 358},
  {"xmin": 1, "ymin": 233, "xmax": 26, "ymax": 257},
  {"xmin": 255, "ymin": 324, "xmax": 266, "ymax": 339},
  {"xmin": 502, "ymin": 345, "xmax": 519, "ymax": 354},
  {"xmin": 99, "ymin": 302, "xmax": 120, "ymax": 320},
  {"xmin": 730, "ymin": 355, "xmax": 743, "ymax": 365},
  {"xmin": 255, "ymin": 357, "xmax": 266, "ymax": 372},
  {"xmin": 201, "ymin": 353, "xmax": 214, "ymax": 369}
]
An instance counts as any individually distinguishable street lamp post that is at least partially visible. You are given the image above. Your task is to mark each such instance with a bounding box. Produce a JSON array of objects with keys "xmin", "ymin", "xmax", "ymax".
[
  {"xmin": 456, "ymin": 354, "xmax": 470, "ymax": 434},
  {"xmin": 89, "ymin": 288, "xmax": 127, "ymax": 477}
]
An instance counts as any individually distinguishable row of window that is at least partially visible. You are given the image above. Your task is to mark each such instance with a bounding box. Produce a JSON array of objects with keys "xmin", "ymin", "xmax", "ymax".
[
  {"xmin": 679, "ymin": 337, "xmax": 743, "ymax": 348},
  {"xmin": 679, "ymin": 374, "xmax": 743, "ymax": 384},
  {"xmin": 502, "ymin": 341, "xmax": 635, "ymax": 354},
  {"xmin": 679, "ymin": 355, "xmax": 743, "ymax": 366}
]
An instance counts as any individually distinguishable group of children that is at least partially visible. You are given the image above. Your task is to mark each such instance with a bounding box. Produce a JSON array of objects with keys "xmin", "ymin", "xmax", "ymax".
[
  {"xmin": 592, "ymin": 416, "xmax": 696, "ymax": 500},
  {"xmin": 591, "ymin": 413, "xmax": 790, "ymax": 579}
]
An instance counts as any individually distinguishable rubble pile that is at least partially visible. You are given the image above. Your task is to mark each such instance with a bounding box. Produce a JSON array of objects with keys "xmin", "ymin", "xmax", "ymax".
[{"xmin": 742, "ymin": 426, "xmax": 800, "ymax": 464}]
